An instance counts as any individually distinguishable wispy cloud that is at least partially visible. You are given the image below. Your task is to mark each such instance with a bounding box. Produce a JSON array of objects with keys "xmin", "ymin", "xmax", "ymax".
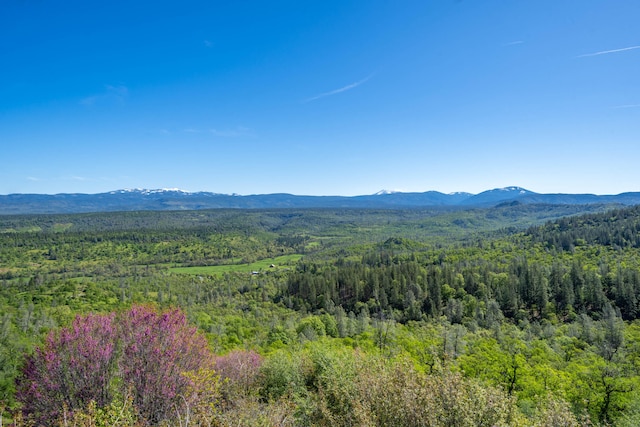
[
  {"xmin": 577, "ymin": 45, "xmax": 640, "ymax": 58},
  {"xmin": 204, "ymin": 40, "xmax": 213, "ymax": 48},
  {"xmin": 80, "ymin": 85, "xmax": 129, "ymax": 106},
  {"xmin": 210, "ymin": 126, "xmax": 253, "ymax": 137},
  {"xmin": 159, "ymin": 126, "xmax": 254, "ymax": 137},
  {"xmin": 304, "ymin": 74, "xmax": 373, "ymax": 103},
  {"xmin": 503, "ymin": 40, "xmax": 524, "ymax": 46},
  {"xmin": 27, "ymin": 176, "xmax": 40, "ymax": 182},
  {"xmin": 105, "ymin": 85, "xmax": 128, "ymax": 96}
]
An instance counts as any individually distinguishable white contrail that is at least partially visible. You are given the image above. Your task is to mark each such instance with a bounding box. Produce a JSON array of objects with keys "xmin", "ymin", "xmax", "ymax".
[
  {"xmin": 577, "ymin": 45, "xmax": 640, "ymax": 58},
  {"xmin": 611, "ymin": 104, "xmax": 640, "ymax": 109},
  {"xmin": 304, "ymin": 75, "xmax": 373, "ymax": 103}
]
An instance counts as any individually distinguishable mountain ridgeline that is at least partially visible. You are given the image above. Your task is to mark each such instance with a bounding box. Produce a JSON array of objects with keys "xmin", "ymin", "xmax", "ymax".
[{"xmin": 2, "ymin": 186, "xmax": 640, "ymax": 214}]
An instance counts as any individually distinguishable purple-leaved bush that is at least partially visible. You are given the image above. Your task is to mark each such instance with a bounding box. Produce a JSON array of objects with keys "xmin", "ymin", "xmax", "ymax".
[{"xmin": 16, "ymin": 305, "xmax": 213, "ymax": 426}]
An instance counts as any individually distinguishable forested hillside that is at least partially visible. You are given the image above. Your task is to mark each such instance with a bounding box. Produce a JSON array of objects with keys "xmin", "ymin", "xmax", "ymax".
[
  {"xmin": 1, "ymin": 204, "xmax": 640, "ymax": 425},
  {"xmin": 527, "ymin": 205, "xmax": 640, "ymax": 250}
]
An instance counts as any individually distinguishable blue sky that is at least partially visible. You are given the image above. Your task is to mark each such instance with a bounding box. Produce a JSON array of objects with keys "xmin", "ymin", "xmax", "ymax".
[{"xmin": 1, "ymin": 0, "xmax": 639, "ymax": 196}]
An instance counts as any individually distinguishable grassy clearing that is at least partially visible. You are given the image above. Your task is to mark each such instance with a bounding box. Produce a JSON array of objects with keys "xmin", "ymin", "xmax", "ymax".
[
  {"xmin": 0, "ymin": 226, "xmax": 42, "ymax": 233},
  {"xmin": 53, "ymin": 223, "xmax": 73, "ymax": 232},
  {"xmin": 170, "ymin": 254, "xmax": 303, "ymax": 276}
]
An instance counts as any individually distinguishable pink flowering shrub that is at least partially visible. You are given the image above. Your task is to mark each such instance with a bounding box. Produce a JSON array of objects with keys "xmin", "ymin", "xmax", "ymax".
[
  {"xmin": 16, "ymin": 305, "xmax": 213, "ymax": 426},
  {"xmin": 16, "ymin": 312, "xmax": 118, "ymax": 424},
  {"xmin": 119, "ymin": 305, "xmax": 214, "ymax": 423},
  {"xmin": 214, "ymin": 349, "xmax": 263, "ymax": 398}
]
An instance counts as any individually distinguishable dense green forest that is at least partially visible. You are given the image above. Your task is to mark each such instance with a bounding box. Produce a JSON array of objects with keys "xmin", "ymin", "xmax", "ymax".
[{"xmin": 1, "ymin": 203, "xmax": 640, "ymax": 426}]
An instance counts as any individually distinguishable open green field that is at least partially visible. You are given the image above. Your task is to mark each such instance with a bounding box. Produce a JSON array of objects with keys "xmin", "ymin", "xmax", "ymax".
[{"xmin": 169, "ymin": 254, "xmax": 303, "ymax": 276}]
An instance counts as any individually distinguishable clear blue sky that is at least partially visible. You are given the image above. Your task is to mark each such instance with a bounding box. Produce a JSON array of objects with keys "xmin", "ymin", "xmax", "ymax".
[{"xmin": 1, "ymin": 0, "xmax": 639, "ymax": 196}]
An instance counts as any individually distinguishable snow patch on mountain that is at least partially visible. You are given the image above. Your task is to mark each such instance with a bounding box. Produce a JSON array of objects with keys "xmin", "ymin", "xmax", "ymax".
[
  {"xmin": 111, "ymin": 188, "xmax": 193, "ymax": 196},
  {"xmin": 497, "ymin": 186, "xmax": 528, "ymax": 193},
  {"xmin": 374, "ymin": 189, "xmax": 403, "ymax": 195}
]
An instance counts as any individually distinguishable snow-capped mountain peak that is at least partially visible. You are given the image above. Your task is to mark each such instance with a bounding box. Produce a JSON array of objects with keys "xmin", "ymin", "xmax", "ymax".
[
  {"xmin": 111, "ymin": 188, "xmax": 192, "ymax": 196},
  {"xmin": 497, "ymin": 186, "xmax": 529, "ymax": 194},
  {"xmin": 374, "ymin": 189, "xmax": 403, "ymax": 195}
]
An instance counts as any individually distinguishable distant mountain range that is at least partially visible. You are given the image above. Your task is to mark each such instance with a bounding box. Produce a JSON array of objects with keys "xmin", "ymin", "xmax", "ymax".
[{"xmin": 1, "ymin": 186, "xmax": 640, "ymax": 215}]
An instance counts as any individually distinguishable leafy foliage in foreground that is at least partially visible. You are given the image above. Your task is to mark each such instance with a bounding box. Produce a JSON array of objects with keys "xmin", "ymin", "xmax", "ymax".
[{"xmin": 10, "ymin": 330, "xmax": 587, "ymax": 427}]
